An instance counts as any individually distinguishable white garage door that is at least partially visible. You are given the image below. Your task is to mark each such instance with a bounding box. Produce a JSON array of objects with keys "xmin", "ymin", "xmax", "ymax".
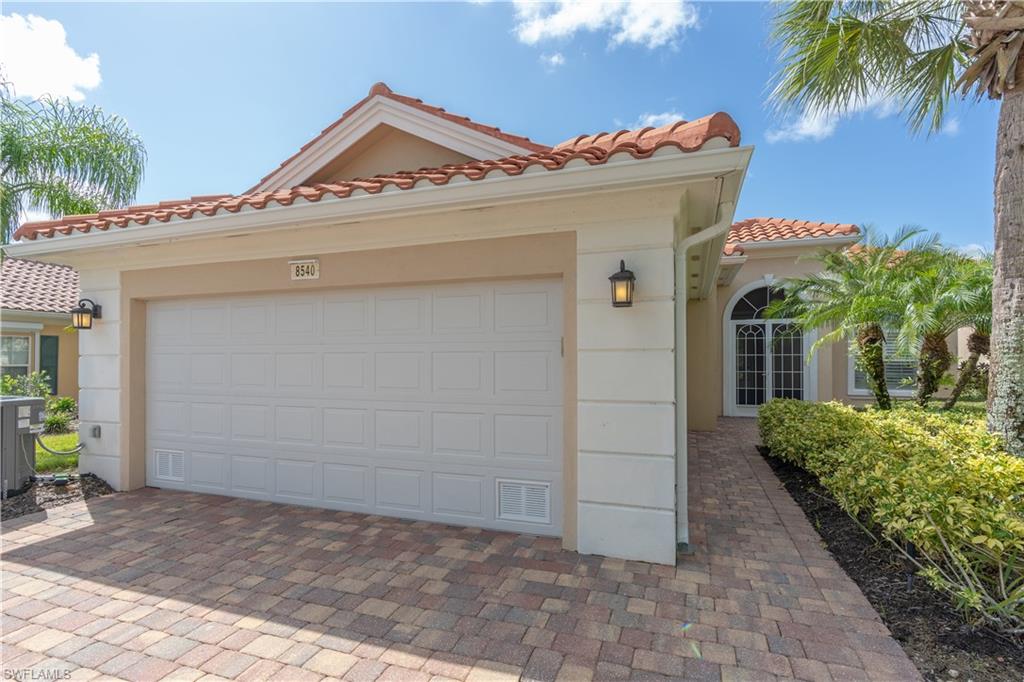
[{"xmin": 146, "ymin": 279, "xmax": 563, "ymax": 535}]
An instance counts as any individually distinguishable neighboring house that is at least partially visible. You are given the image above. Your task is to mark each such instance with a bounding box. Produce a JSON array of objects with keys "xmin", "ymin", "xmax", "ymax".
[
  {"xmin": 5, "ymin": 83, "xmax": 930, "ymax": 565},
  {"xmin": 0, "ymin": 257, "xmax": 79, "ymax": 399}
]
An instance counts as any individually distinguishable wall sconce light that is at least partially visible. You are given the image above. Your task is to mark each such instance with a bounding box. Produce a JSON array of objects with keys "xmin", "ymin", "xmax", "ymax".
[
  {"xmin": 71, "ymin": 299, "xmax": 102, "ymax": 330},
  {"xmin": 609, "ymin": 260, "xmax": 636, "ymax": 308}
]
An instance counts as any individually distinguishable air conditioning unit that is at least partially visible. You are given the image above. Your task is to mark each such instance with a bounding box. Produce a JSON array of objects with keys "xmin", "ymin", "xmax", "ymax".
[{"xmin": 1, "ymin": 397, "xmax": 45, "ymax": 496}]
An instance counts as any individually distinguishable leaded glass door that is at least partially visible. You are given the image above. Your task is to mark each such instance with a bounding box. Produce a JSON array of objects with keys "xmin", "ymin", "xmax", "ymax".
[{"xmin": 727, "ymin": 287, "xmax": 808, "ymax": 416}]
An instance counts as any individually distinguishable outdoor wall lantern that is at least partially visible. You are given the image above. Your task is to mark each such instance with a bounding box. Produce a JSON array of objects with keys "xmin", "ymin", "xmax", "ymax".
[
  {"xmin": 71, "ymin": 299, "xmax": 102, "ymax": 330},
  {"xmin": 609, "ymin": 260, "xmax": 636, "ymax": 308}
]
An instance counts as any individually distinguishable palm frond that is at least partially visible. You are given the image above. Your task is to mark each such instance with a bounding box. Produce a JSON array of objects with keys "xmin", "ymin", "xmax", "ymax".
[{"xmin": 770, "ymin": 0, "xmax": 970, "ymax": 134}]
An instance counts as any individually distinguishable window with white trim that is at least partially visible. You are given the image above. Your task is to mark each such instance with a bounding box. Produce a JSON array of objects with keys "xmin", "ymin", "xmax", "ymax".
[
  {"xmin": 1, "ymin": 336, "xmax": 31, "ymax": 379},
  {"xmin": 848, "ymin": 329, "xmax": 917, "ymax": 396}
]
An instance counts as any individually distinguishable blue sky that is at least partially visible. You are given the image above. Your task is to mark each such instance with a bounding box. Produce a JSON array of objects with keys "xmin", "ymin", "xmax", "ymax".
[{"xmin": 2, "ymin": 1, "xmax": 999, "ymax": 251}]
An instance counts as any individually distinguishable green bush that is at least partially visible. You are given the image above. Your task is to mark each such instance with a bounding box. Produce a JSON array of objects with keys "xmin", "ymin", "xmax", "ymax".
[
  {"xmin": 759, "ymin": 399, "xmax": 1024, "ymax": 635},
  {"xmin": 1, "ymin": 371, "xmax": 51, "ymax": 397},
  {"xmin": 757, "ymin": 399, "xmax": 863, "ymax": 470},
  {"xmin": 42, "ymin": 410, "xmax": 72, "ymax": 435},
  {"xmin": 47, "ymin": 396, "xmax": 77, "ymax": 417}
]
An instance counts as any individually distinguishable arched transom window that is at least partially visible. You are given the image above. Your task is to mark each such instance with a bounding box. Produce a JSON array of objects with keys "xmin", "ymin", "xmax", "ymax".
[{"xmin": 726, "ymin": 286, "xmax": 812, "ymax": 415}]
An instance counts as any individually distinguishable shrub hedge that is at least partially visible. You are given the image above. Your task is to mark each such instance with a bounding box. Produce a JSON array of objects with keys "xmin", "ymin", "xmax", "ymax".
[{"xmin": 759, "ymin": 399, "xmax": 1024, "ymax": 635}]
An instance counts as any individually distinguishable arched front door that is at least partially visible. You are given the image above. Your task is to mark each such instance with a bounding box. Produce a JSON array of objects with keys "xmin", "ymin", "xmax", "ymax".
[{"xmin": 724, "ymin": 285, "xmax": 816, "ymax": 417}]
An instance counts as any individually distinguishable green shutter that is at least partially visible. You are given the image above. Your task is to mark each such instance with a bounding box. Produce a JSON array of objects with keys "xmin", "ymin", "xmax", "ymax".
[{"xmin": 40, "ymin": 335, "xmax": 59, "ymax": 394}]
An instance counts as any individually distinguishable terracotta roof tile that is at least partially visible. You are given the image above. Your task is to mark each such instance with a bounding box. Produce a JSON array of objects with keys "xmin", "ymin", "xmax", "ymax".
[
  {"xmin": 724, "ymin": 217, "xmax": 860, "ymax": 255},
  {"xmin": 14, "ymin": 113, "xmax": 741, "ymax": 242},
  {"xmin": 0, "ymin": 258, "xmax": 79, "ymax": 314},
  {"xmin": 249, "ymin": 82, "xmax": 551, "ymax": 192}
]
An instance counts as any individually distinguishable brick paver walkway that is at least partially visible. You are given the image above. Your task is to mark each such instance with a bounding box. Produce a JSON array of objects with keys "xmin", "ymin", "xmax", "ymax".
[{"xmin": 1, "ymin": 419, "xmax": 920, "ymax": 681}]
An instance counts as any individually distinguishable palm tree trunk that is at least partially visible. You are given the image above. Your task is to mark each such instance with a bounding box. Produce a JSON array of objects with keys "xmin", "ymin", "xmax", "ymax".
[
  {"xmin": 916, "ymin": 332, "xmax": 953, "ymax": 406},
  {"xmin": 944, "ymin": 331, "xmax": 989, "ymax": 410},
  {"xmin": 989, "ymin": 89, "xmax": 1024, "ymax": 456},
  {"xmin": 857, "ymin": 323, "xmax": 891, "ymax": 410}
]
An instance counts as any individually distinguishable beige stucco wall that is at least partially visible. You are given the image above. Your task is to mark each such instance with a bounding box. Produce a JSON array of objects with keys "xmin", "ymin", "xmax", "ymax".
[
  {"xmin": 67, "ymin": 182, "xmax": 704, "ymax": 564},
  {"xmin": 308, "ymin": 125, "xmax": 475, "ymax": 183},
  {"xmin": 0, "ymin": 313, "xmax": 79, "ymax": 399}
]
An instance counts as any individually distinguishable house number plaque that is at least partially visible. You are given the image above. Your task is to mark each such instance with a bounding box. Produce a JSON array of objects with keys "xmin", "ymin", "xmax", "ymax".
[{"xmin": 289, "ymin": 259, "xmax": 320, "ymax": 281}]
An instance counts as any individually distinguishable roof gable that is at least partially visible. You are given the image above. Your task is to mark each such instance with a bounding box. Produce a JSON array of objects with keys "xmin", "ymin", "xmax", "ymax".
[
  {"xmin": 251, "ymin": 83, "xmax": 549, "ymax": 192},
  {"xmin": 305, "ymin": 125, "xmax": 476, "ymax": 185}
]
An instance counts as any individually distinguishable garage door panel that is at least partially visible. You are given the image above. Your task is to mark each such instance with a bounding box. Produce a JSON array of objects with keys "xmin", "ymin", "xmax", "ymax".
[
  {"xmin": 275, "ymin": 353, "xmax": 320, "ymax": 390},
  {"xmin": 323, "ymin": 296, "xmax": 370, "ymax": 336},
  {"xmin": 374, "ymin": 409, "xmax": 425, "ymax": 453},
  {"xmin": 147, "ymin": 279, "xmax": 563, "ymax": 535},
  {"xmin": 375, "ymin": 467, "xmax": 425, "ymax": 511},
  {"xmin": 190, "ymin": 450, "xmax": 228, "ymax": 490},
  {"xmin": 231, "ymin": 455, "xmax": 272, "ymax": 494},
  {"xmin": 190, "ymin": 304, "xmax": 230, "ymax": 339},
  {"xmin": 374, "ymin": 294, "xmax": 428, "ymax": 335},
  {"xmin": 374, "ymin": 352, "xmax": 425, "ymax": 392},
  {"xmin": 324, "ymin": 463, "xmax": 371, "ymax": 506},
  {"xmin": 323, "ymin": 408, "xmax": 369, "ymax": 448},
  {"xmin": 432, "ymin": 411, "xmax": 487, "ymax": 458},
  {"xmin": 276, "ymin": 459, "xmax": 317, "ymax": 500},
  {"xmin": 432, "ymin": 472, "xmax": 485, "ymax": 519},
  {"xmin": 190, "ymin": 402, "xmax": 226, "ymax": 439},
  {"xmin": 275, "ymin": 406, "xmax": 317, "ymax": 444},
  {"xmin": 275, "ymin": 299, "xmax": 319, "ymax": 337}
]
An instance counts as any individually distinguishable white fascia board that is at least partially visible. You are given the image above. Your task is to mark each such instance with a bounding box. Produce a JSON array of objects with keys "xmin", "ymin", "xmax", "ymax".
[
  {"xmin": 255, "ymin": 96, "xmax": 539, "ymax": 192},
  {"xmin": 1, "ymin": 320, "xmax": 45, "ymax": 331},
  {"xmin": 735, "ymin": 234, "xmax": 859, "ymax": 252},
  {"xmin": 8, "ymin": 145, "xmax": 753, "ymax": 259},
  {"xmin": 0, "ymin": 309, "xmax": 70, "ymax": 324},
  {"xmin": 718, "ymin": 255, "xmax": 747, "ymax": 266}
]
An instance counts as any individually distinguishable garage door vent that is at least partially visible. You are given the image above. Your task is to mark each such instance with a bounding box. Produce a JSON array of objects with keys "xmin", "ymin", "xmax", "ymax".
[
  {"xmin": 497, "ymin": 479, "xmax": 550, "ymax": 524},
  {"xmin": 155, "ymin": 449, "xmax": 185, "ymax": 482}
]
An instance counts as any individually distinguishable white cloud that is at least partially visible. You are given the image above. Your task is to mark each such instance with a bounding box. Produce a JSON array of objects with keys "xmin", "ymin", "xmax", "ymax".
[
  {"xmin": 513, "ymin": 1, "xmax": 699, "ymax": 49},
  {"xmin": 766, "ymin": 93, "xmax": 898, "ymax": 144},
  {"xmin": 940, "ymin": 117, "xmax": 960, "ymax": 136},
  {"xmin": 540, "ymin": 52, "xmax": 566, "ymax": 70},
  {"xmin": 0, "ymin": 13, "xmax": 100, "ymax": 101},
  {"xmin": 957, "ymin": 243, "xmax": 990, "ymax": 259},
  {"xmin": 630, "ymin": 110, "xmax": 686, "ymax": 128},
  {"xmin": 765, "ymin": 109, "xmax": 837, "ymax": 143}
]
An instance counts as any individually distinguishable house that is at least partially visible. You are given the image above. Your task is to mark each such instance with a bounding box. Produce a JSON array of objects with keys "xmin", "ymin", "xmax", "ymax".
[
  {"xmin": 7, "ymin": 83, "xmax": 909, "ymax": 565},
  {"xmin": 0, "ymin": 257, "xmax": 79, "ymax": 399}
]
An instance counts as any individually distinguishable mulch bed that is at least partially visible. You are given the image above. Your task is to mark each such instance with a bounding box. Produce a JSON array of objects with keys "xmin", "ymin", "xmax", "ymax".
[
  {"xmin": 760, "ymin": 447, "xmax": 1024, "ymax": 682},
  {"xmin": 1, "ymin": 473, "xmax": 114, "ymax": 521}
]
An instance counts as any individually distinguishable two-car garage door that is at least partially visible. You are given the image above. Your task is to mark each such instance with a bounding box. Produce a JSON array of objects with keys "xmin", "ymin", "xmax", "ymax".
[{"xmin": 146, "ymin": 279, "xmax": 563, "ymax": 535}]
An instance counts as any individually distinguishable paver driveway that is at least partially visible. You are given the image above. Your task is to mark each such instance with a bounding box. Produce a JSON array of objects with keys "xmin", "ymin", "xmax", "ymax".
[{"xmin": 1, "ymin": 419, "xmax": 920, "ymax": 681}]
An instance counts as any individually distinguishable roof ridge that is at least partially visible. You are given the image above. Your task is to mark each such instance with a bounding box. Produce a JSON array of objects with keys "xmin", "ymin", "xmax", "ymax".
[{"xmin": 14, "ymin": 113, "xmax": 742, "ymax": 242}]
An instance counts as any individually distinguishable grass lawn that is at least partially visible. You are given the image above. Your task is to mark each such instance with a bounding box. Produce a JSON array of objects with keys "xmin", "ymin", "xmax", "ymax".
[{"xmin": 35, "ymin": 433, "xmax": 79, "ymax": 473}]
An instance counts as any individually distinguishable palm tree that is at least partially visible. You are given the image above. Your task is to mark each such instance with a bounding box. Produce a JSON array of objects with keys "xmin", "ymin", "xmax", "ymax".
[
  {"xmin": 0, "ymin": 84, "xmax": 146, "ymax": 245},
  {"xmin": 943, "ymin": 255, "xmax": 993, "ymax": 409},
  {"xmin": 894, "ymin": 249, "xmax": 990, "ymax": 405},
  {"xmin": 768, "ymin": 227, "xmax": 929, "ymax": 410},
  {"xmin": 770, "ymin": 1, "xmax": 1024, "ymax": 454}
]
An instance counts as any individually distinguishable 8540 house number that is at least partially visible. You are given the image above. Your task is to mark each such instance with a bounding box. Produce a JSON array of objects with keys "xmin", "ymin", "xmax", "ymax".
[{"xmin": 289, "ymin": 259, "xmax": 320, "ymax": 280}]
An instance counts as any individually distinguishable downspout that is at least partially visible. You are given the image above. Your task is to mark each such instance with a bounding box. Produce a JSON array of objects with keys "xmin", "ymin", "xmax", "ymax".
[{"xmin": 674, "ymin": 198, "xmax": 734, "ymax": 548}]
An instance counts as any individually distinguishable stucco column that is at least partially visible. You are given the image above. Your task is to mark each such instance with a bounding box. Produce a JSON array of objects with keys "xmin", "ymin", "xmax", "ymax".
[
  {"xmin": 76, "ymin": 269, "xmax": 124, "ymax": 490},
  {"xmin": 575, "ymin": 218, "xmax": 678, "ymax": 565}
]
